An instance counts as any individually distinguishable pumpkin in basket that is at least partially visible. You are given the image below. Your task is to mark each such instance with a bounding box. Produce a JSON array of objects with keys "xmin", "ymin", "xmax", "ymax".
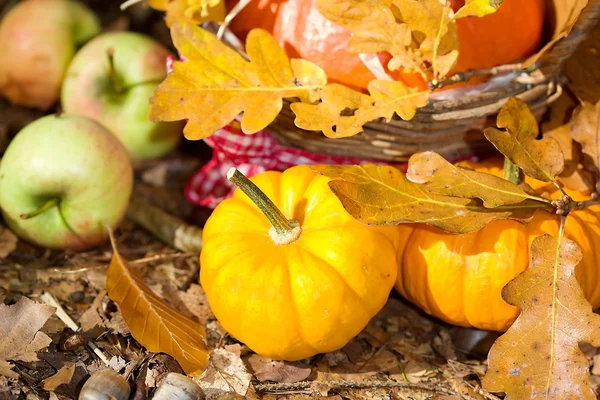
[
  {"xmin": 394, "ymin": 158, "xmax": 600, "ymax": 332},
  {"xmin": 225, "ymin": 0, "xmax": 546, "ymax": 91}
]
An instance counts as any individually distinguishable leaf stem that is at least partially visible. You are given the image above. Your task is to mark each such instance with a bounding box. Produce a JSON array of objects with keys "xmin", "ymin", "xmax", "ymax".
[
  {"xmin": 503, "ymin": 157, "xmax": 522, "ymax": 184},
  {"xmin": 432, "ymin": 62, "xmax": 525, "ymax": 90},
  {"xmin": 227, "ymin": 168, "xmax": 301, "ymax": 245},
  {"xmin": 575, "ymin": 193, "xmax": 600, "ymax": 211},
  {"xmin": 431, "ymin": 0, "xmax": 451, "ymax": 83},
  {"xmin": 20, "ymin": 198, "xmax": 60, "ymax": 219}
]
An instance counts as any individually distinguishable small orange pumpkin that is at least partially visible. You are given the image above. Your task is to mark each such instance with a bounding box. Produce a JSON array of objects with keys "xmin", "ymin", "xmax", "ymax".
[
  {"xmin": 200, "ymin": 166, "xmax": 399, "ymax": 360},
  {"xmin": 394, "ymin": 158, "xmax": 600, "ymax": 332}
]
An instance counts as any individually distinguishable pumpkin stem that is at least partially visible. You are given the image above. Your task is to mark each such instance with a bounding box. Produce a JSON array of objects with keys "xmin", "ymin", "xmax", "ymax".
[{"xmin": 227, "ymin": 168, "xmax": 301, "ymax": 245}]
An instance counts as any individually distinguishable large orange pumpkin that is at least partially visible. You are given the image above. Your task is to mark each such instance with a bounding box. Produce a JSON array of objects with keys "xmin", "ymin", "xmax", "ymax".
[
  {"xmin": 226, "ymin": 0, "xmax": 545, "ymax": 91},
  {"xmin": 394, "ymin": 158, "xmax": 600, "ymax": 332}
]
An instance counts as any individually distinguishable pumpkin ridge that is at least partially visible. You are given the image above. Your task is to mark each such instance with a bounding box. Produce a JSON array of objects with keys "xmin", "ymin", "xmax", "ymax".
[
  {"xmin": 567, "ymin": 212, "xmax": 600, "ymax": 305},
  {"xmin": 283, "ymin": 246, "xmax": 324, "ymax": 356},
  {"xmin": 295, "ymin": 240, "xmax": 372, "ymax": 316}
]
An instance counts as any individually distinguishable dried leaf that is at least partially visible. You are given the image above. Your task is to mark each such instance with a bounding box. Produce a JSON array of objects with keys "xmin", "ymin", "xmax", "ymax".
[
  {"xmin": 291, "ymin": 81, "xmax": 429, "ymax": 138},
  {"xmin": 483, "ymin": 233, "xmax": 600, "ymax": 399},
  {"xmin": 524, "ymin": 0, "xmax": 589, "ymax": 67},
  {"xmin": 247, "ymin": 354, "xmax": 312, "ymax": 383},
  {"xmin": 406, "ymin": 151, "xmax": 537, "ymax": 207},
  {"xmin": 42, "ymin": 364, "xmax": 76, "ymax": 391},
  {"xmin": 484, "ymin": 97, "xmax": 564, "ymax": 182},
  {"xmin": 194, "ymin": 348, "xmax": 252, "ymax": 398},
  {"xmin": 0, "ymin": 360, "xmax": 17, "ymax": 379},
  {"xmin": 548, "ymin": 0, "xmax": 589, "ymax": 39},
  {"xmin": 570, "ymin": 100, "xmax": 600, "ymax": 175},
  {"xmin": 545, "ymin": 124, "xmax": 596, "ymax": 191},
  {"xmin": 317, "ymin": 0, "xmax": 471, "ymax": 81},
  {"xmin": 106, "ymin": 234, "xmax": 209, "ymax": 374},
  {"xmin": 0, "ymin": 297, "xmax": 54, "ymax": 371},
  {"xmin": 0, "ymin": 228, "xmax": 17, "ymax": 259},
  {"xmin": 391, "ymin": 0, "xmax": 460, "ymax": 78},
  {"xmin": 316, "ymin": 0, "xmax": 415, "ymax": 69},
  {"xmin": 312, "ymin": 163, "xmax": 547, "ymax": 234},
  {"xmin": 149, "ymin": 24, "xmax": 327, "ymax": 140},
  {"xmin": 453, "ymin": 0, "xmax": 503, "ymax": 19}
]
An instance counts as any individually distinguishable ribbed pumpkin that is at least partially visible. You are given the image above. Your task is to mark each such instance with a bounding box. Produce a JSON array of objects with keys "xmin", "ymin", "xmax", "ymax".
[
  {"xmin": 201, "ymin": 166, "xmax": 399, "ymax": 360},
  {"xmin": 225, "ymin": 0, "xmax": 545, "ymax": 91},
  {"xmin": 395, "ymin": 158, "xmax": 600, "ymax": 332}
]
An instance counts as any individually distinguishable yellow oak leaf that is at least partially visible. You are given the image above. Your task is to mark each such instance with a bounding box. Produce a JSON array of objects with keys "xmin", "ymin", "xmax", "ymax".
[
  {"xmin": 316, "ymin": 0, "xmax": 417, "ymax": 74},
  {"xmin": 317, "ymin": 0, "xmax": 489, "ymax": 82},
  {"xmin": 291, "ymin": 81, "xmax": 429, "ymax": 138},
  {"xmin": 148, "ymin": 0, "xmax": 226, "ymax": 26},
  {"xmin": 406, "ymin": 151, "xmax": 545, "ymax": 208},
  {"xmin": 312, "ymin": 163, "xmax": 548, "ymax": 233},
  {"xmin": 483, "ymin": 231, "xmax": 600, "ymax": 399},
  {"xmin": 392, "ymin": 0, "xmax": 460, "ymax": 80},
  {"xmin": 148, "ymin": 24, "xmax": 327, "ymax": 140},
  {"xmin": 453, "ymin": 0, "xmax": 503, "ymax": 19},
  {"xmin": 484, "ymin": 97, "xmax": 565, "ymax": 183}
]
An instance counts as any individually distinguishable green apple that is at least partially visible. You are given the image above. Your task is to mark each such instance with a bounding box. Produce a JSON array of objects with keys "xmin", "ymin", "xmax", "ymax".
[
  {"xmin": 0, "ymin": 0, "xmax": 100, "ymax": 110},
  {"xmin": 61, "ymin": 31, "xmax": 183, "ymax": 161},
  {"xmin": 0, "ymin": 114, "xmax": 133, "ymax": 250}
]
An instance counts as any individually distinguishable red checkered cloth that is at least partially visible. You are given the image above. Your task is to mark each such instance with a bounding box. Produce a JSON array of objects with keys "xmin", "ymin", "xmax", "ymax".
[{"xmin": 185, "ymin": 122, "xmax": 397, "ymax": 208}]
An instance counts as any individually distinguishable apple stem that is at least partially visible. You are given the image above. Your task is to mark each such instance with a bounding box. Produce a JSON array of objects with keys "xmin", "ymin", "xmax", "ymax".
[
  {"xmin": 20, "ymin": 198, "xmax": 60, "ymax": 219},
  {"xmin": 120, "ymin": 79, "xmax": 164, "ymax": 92},
  {"xmin": 226, "ymin": 168, "xmax": 301, "ymax": 245},
  {"xmin": 106, "ymin": 48, "xmax": 124, "ymax": 94}
]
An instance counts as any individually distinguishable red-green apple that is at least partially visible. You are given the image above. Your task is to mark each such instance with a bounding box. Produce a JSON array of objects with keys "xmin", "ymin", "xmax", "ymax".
[
  {"xmin": 61, "ymin": 31, "xmax": 183, "ymax": 161},
  {"xmin": 0, "ymin": 0, "xmax": 100, "ymax": 110},
  {"xmin": 0, "ymin": 114, "xmax": 133, "ymax": 250}
]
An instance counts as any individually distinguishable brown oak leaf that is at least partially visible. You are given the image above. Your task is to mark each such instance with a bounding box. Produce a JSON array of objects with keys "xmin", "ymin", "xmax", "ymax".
[
  {"xmin": 0, "ymin": 297, "xmax": 55, "ymax": 378},
  {"xmin": 545, "ymin": 124, "xmax": 596, "ymax": 192},
  {"xmin": 312, "ymin": 162, "xmax": 550, "ymax": 233},
  {"xmin": 570, "ymin": 100, "xmax": 600, "ymax": 176},
  {"xmin": 148, "ymin": 24, "xmax": 327, "ymax": 140},
  {"xmin": 247, "ymin": 354, "xmax": 312, "ymax": 383},
  {"xmin": 484, "ymin": 97, "xmax": 564, "ymax": 182},
  {"xmin": 483, "ymin": 233, "xmax": 600, "ymax": 399},
  {"xmin": 406, "ymin": 151, "xmax": 542, "ymax": 207}
]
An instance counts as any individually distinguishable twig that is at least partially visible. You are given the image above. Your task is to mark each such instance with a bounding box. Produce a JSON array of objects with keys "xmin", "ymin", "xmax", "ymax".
[
  {"xmin": 216, "ymin": 0, "xmax": 251, "ymax": 40},
  {"xmin": 576, "ymin": 193, "xmax": 600, "ymax": 210},
  {"xmin": 432, "ymin": 62, "xmax": 530, "ymax": 90},
  {"xmin": 253, "ymin": 380, "xmax": 456, "ymax": 396},
  {"xmin": 39, "ymin": 292, "xmax": 110, "ymax": 365},
  {"xmin": 463, "ymin": 381, "xmax": 502, "ymax": 400},
  {"xmin": 127, "ymin": 193, "xmax": 203, "ymax": 253}
]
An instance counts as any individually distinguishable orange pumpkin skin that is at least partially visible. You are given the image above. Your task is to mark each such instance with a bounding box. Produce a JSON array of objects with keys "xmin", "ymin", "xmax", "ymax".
[
  {"xmin": 395, "ymin": 159, "xmax": 600, "ymax": 332},
  {"xmin": 226, "ymin": 0, "xmax": 545, "ymax": 91}
]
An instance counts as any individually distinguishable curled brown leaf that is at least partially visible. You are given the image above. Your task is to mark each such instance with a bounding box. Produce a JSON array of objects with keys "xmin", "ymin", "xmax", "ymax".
[{"xmin": 106, "ymin": 233, "xmax": 209, "ymax": 374}]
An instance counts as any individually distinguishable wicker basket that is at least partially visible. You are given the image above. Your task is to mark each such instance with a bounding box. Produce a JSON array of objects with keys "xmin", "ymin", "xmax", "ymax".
[{"xmin": 264, "ymin": 0, "xmax": 600, "ymax": 163}]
